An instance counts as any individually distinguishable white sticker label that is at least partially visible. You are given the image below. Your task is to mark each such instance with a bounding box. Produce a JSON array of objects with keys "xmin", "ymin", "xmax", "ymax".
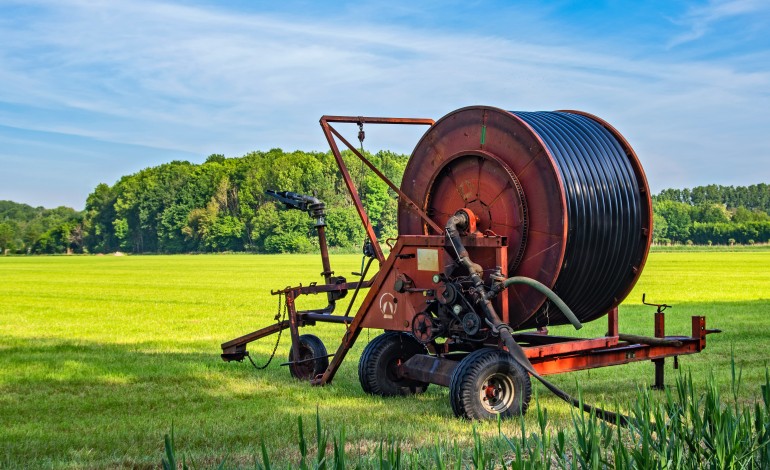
[{"xmin": 417, "ymin": 249, "xmax": 439, "ymax": 271}]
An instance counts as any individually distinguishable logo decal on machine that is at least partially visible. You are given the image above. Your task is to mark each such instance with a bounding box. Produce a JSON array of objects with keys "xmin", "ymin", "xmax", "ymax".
[{"xmin": 379, "ymin": 292, "xmax": 396, "ymax": 319}]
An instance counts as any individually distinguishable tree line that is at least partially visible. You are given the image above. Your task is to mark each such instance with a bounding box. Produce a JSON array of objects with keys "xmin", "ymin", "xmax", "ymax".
[
  {"xmin": 1, "ymin": 149, "xmax": 405, "ymax": 254},
  {"xmin": 0, "ymin": 201, "xmax": 83, "ymax": 254},
  {"xmin": 653, "ymin": 184, "xmax": 770, "ymax": 245},
  {"xmin": 2, "ymin": 153, "xmax": 769, "ymax": 254}
]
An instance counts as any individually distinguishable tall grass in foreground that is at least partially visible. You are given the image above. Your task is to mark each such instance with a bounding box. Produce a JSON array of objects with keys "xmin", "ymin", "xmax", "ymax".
[{"xmin": 163, "ymin": 366, "xmax": 770, "ymax": 469}]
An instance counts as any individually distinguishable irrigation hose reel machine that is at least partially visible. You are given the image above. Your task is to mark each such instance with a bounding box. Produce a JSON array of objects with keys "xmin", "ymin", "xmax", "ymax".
[{"xmin": 221, "ymin": 106, "xmax": 719, "ymax": 421}]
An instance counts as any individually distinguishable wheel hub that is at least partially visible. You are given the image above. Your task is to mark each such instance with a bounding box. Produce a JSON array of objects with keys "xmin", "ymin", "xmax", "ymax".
[{"xmin": 479, "ymin": 373, "xmax": 515, "ymax": 413}]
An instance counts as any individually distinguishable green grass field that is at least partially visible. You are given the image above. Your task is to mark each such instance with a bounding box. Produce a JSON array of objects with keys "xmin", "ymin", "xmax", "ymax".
[{"xmin": 1, "ymin": 251, "xmax": 769, "ymax": 468}]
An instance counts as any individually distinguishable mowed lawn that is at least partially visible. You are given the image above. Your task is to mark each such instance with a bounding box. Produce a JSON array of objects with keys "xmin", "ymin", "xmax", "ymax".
[{"xmin": 1, "ymin": 251, "xmax": 769, "ymax": 467}]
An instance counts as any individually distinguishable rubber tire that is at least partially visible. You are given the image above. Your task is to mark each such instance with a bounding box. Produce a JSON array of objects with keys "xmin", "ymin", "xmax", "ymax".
[
  {"xmin": 288, "ymin": 334, "xmax": 329, "ymax": 380},
  {"xmin": 449, "ymin": 348, "xmax": 532, "ymax": 420},
  {"xmin": 358, "ymin": 332, "xmax": 430, "ymax": 396}
]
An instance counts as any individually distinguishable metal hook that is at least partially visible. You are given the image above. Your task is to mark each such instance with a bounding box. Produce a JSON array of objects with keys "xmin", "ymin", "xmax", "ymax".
[{"xmin": 642, "ymin": 293, "xmax": 671, "ymax": 313}]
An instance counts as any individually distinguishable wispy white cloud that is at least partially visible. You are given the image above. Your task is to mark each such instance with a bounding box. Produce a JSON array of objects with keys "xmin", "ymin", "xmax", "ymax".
[{"xmin": 669, "ymin": 0, "xmax": 770, "ymax": 47}]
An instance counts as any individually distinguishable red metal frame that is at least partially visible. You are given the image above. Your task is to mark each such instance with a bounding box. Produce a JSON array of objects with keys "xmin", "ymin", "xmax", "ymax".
[
  {"xmin": 222, "ymin": 114, "xmax": 715, "ymax": 393},
  {"xmin": 319, "ymin": 116, "xmax": 438, "ymax": 263},
  {"xmin": 400, "ymin": 312, "xmax": 710, "ymax": 387},
  {"xmin": 521, "ymin": 312, "xmax": 706, "ymax": 375}
]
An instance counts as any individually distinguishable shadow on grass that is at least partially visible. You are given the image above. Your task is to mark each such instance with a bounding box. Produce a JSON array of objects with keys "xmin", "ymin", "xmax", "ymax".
[{"xmin": 0, "ymin": 335, "xmax": 448, "ymax": 468}]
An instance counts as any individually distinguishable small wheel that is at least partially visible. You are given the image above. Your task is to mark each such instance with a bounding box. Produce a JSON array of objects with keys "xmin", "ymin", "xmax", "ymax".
[
  {"xmin": 358, "ymin": 332, "xmax": 430, "ymax": 396},
  {"xmin": 288, "ymin": 334, "xmax": 329, "ymax": 380},
  {"xmin": 449, "ymin": 348, "xmax": 531, "ymax": 420}
]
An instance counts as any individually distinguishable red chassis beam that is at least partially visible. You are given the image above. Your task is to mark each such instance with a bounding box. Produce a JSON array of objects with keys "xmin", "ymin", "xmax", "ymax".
[
  {"xmin": 400, "ymin": 316, "xmax": 712, "ymax": 387},
  {"xmin": 528, "ymin": 337, "xmax": 700, "ymax": 375},
  {"xmin": 521, "ymin": 311, "xmax": 709, "ymax": 376}
]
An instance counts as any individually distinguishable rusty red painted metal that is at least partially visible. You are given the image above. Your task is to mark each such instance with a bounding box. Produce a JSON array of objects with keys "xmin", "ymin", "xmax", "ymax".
[
  {"xmin": 399, "ymin": 106, "xmax": 653, "ymax": 329},
  {"xmin": 399, "ymin": 312, "xmax": 712, "ymax": 385},
  {"xmin": 221, "ymin": 110, "xmax": 715, "ymax": 420},
  {"xmin": 321, "ymin": 116, "xmax": 442, "ymax": 236},
  {"xmin": 400, "ymin": 107, "xmax": 568, "ymax": 327},
  {"xmin": 320, "ymin": 120, "xmax": 385, "ymax": 263}
]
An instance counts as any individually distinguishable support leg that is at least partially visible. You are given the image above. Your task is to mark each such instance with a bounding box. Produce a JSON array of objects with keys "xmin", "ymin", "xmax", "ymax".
[
  {"xmin": 653, "ymin": 359, "xmax": 665, "ymax": 390},
  {"xmin": 652, "ymin": 310, "xmax": 665, "ymax": 390},
  {"xmin": 606, "ymin": 307, "xmax": 618, "ymax": 337},
  {"xmin": 286, "ymin": 292, "xmax": 302, "ymax": 363}
]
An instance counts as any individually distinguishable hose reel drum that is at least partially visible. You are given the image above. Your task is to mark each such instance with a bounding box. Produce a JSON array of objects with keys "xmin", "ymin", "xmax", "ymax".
[{"xmin": 398, "ymin": 106, "xmax": 653, "ymax": 329}]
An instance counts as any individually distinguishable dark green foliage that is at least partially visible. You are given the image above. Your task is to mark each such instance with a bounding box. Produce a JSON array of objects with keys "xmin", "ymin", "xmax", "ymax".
[
  {"xmin": 85, "ymin": 183, "xmax": 118, "ymax": 252},
  {"xmin": 656, "ymin": 183, "xmax": 770, "ymax": 212},
  {"xmin": 161, "ymin": 426, "xmax": 178, "ymax": 470},
  {"xmin": 81, "ymin": 149, "xmax": 407, "ymax": 254},
  {"xmin": 0, "ymin": 200, "xmax": 83, "ymax": 254},
  {"xmin": 655, "ymin": 200, "xmax": 693, "ymax": 242},
  {"xmin": 3, "ymin": 148, "xmax": 410, "ymax": 254},
  {"xmin": 3, "ymin": 147, "xmax": 401, "ymax": 255},
  {"xmin": 653, "ymin": 184, "xmax": 770, "ymax": 245},
  {"xmin": 5, "ymin": 157, "xmax": 769, "ymax": 252},
  {"xmin": 163, "ymin": 424, "xmax": 227, "ymax": 470}
]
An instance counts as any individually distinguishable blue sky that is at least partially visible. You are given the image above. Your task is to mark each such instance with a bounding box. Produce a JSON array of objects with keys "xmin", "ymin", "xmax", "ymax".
[{"xmin": 1, "ymin": 0, "xmax": 769, "ymax": 209}]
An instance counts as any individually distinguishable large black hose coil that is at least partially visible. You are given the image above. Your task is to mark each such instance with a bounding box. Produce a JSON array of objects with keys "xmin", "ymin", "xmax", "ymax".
[
  {"xmin": 511, "ymin": 111, "xmax": 648, "ymax": 326},
  {"xmin": 399, "ymin": 106, "xmax": 652, "ymax": 329}
]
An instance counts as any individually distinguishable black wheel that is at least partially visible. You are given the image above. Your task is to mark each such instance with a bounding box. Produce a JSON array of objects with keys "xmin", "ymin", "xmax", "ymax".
[
  {"xmin": 449, "ymin": 348, "xmax": 531, "ymax": 420},
  {"xmin": 358, "ymin": 331, "xmax": 430, "ymax": 396},
  {"xmin": 288, "ymin": 334, "xmax": 329, "ymax": 380}
]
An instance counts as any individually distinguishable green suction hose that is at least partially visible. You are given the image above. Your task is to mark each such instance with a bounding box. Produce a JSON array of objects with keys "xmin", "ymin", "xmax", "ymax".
[{"xmin": 494, "ymin": 276, "xmax": 583, "ymax": 330}]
